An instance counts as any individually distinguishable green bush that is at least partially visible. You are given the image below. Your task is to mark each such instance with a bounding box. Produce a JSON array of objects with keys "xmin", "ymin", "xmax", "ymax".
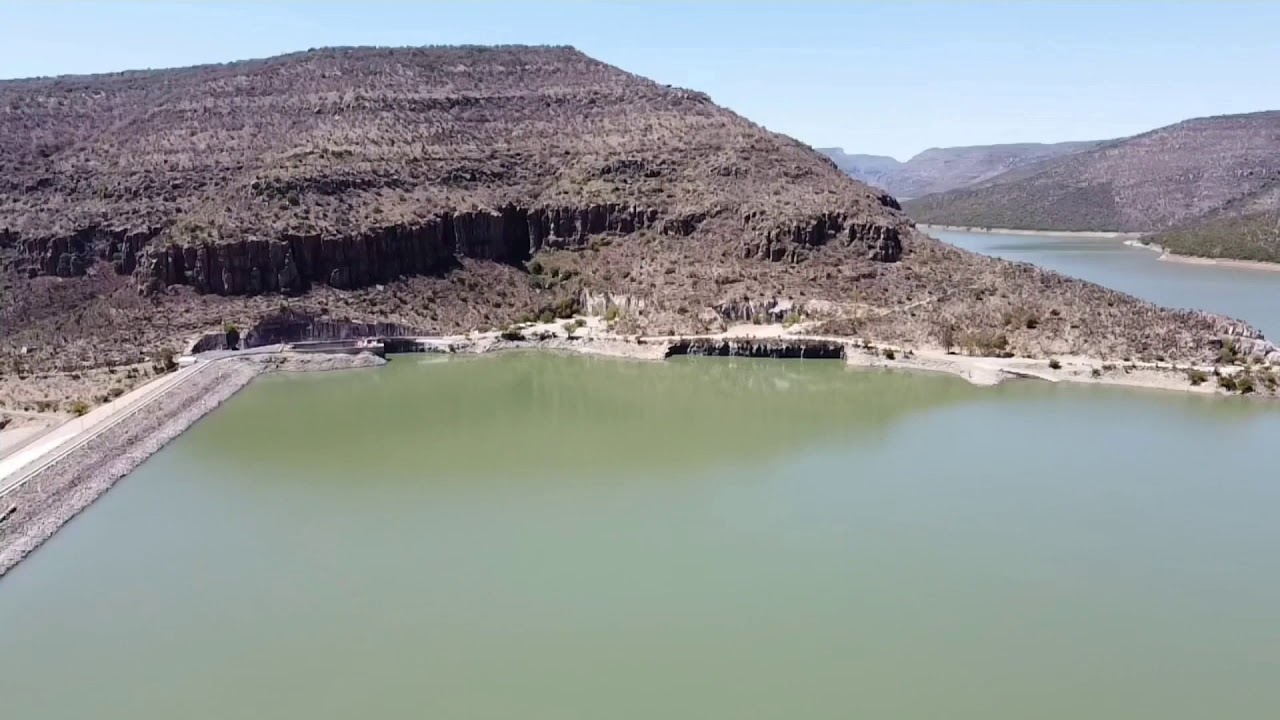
[
  {"xmin": 1236, "ymin": 374, "xmax": 1256, "ymax": 394},
  {"xmin": 958, "ymin": 330, "xmax": 1009, "ymax": 357},
  {"xmin": 553, "ymin": 298, "xmax": 577, "ymax": 319},
  {"xmin": 1048, "ymin": 358, "xmax": 1062, "ymax": 370},
  {"xmin": 224, "ymin": 323, "xmax": 241, "ymax": 350},
  {"xmin": 71, "ymin": 400, "xmax": 91, "ymax": 417},
  {"xmin": 1186, "ymin": 368, "xmax": 1209, "ymax": 386},
  {"xmin": 1217, "ymin": 374, "xmax": 1238, "ymax": 392},
  {"xmin": 604, "ymin": 307, "xmax": 621, "ymax": 322},
  {"xmin": 1219, "ymin": 340, "xmax": 1240, "ymax": 365},
  {"xmin": 1261, "ymin": 371, "xmax": 1278, "ymax": 392},
  {"xmin": 882, "ymin": 348, "xmax": 896, "ymax": 360}
]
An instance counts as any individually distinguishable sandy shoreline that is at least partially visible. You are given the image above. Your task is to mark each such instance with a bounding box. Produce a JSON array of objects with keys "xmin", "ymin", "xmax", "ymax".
[
  {"xmin": 919, "ymin": 224, "xmax": 1143, "ymax": 240},
  {"xmin": 1122, "ymin": 239, "xmax": 1280, "ymax": 272},
  {"xmin": 437, "ymin": 321, "xmax": 1247, "ymax": 398},
  {"xmin": 918, "ymin": 224, "xmax": 1280, "ymax": 271}
]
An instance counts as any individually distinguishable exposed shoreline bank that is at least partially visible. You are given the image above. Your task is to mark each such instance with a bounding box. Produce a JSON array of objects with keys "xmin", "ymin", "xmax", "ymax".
[
  {"xmin": 918, "ymin": 224, "xmax": 1143, "ymax": 240},
  {"xmin": 918, "ymin": 224, "xmax": 1280, "ymax": 271},
  {"xmin": 429, "ymin": 322, "xmax": 1253, "ymax": 397},
  {"xmin": 1123, "ymin": 239, "xmax": 1280, "ymax": 273}
]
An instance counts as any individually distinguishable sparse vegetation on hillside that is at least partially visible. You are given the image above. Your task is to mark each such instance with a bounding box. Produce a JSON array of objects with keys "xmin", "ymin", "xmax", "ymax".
[
  {"xmin": 0, "ymin": 45, "xmax": 1272, "ymax": 381},
  {"xmin": 1151, "ymin": 204, "xmax": 1280, "ymax": 264},
  {"xmin": 904, "ymin": 111, "xmax": 1280, "ymax": 240}
]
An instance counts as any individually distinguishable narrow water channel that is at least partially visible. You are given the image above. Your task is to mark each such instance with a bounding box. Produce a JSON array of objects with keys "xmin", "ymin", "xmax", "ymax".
[
  {"xmin": 933, "ymin": 229, "xmax": 1280, "ymax": 340},
  {"xmin": 2, "ymin": 354, "xmax": 1279, "ymax": 718}
]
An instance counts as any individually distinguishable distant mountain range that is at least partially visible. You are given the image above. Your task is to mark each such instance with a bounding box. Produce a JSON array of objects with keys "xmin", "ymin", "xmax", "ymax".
[
  {"xmin": 900, "ymin": 111, "xmax": 1280, "ymax": 263},
  {"xmin": 819, "ymin": 141, "xmax": 1104, "ymax": 199}
]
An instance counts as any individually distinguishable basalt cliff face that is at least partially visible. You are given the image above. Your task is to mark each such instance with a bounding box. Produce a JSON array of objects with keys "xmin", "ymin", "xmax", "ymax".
[
  {"xmin": 0, "ymin": 46, "xmax": 1271, "ymax": 387},
  {"xmin": 0, "ymin": 45, "xmax": 904, "ymax": 299},
  {"xmin": 11, "ymin": 203, "xmax": 902, "ymax": 296}
]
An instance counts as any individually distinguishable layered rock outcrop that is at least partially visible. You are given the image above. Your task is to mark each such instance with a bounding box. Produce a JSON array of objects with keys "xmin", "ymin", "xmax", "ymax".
[
  {"xmin": 8, "ymin": 227, "xmax": 160, "ymax": 278},
  {"xmin": 9, "ymin": 203, "xmax": 904, "ymax": 297},
  {"xmin": 745, "ymin": 213, "xmax": 902, "ymax": 262},
  {"xmin": 665, "ymin": 338, "xmax": 847, "ymax": 360}
]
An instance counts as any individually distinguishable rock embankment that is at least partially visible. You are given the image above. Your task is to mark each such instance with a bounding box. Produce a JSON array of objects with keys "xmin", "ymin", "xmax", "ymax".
[
  {"xmin": 0, "ymin": 361, "xmax": 257, "ymax": 576},
  {"xmin": 0, "ymin": 352, "xmax": 383, "ymax": 578},
  {"xmin": 243, "ymin": 352, "xmax": 387, "ymax": 373}
]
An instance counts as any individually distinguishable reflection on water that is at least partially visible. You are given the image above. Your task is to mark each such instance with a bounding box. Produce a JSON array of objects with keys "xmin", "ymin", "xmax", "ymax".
[
  {"xmin": 186, "ymin": 354, "xmax": 985, "ymax": 478},
  {"xmin": 2, "ymin": 354, "xmax": 1279, "ymax": 719}
]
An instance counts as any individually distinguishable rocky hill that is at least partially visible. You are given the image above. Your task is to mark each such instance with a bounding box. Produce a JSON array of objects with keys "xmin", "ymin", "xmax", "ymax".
[
  {"xmin": 903, "ymin": 111, "xmax": 1280, "ymax": 241},
  {"xmin": 820, "ymin": 141, "xmax": 1102, "ymax": 198},
  {"xmin": 1146, "ymin": 181, "xmax": 1280, "ymax": 263},
  {"xmin": 0, "ymin": 46, "xmax": 1269, "ymax": 402}
]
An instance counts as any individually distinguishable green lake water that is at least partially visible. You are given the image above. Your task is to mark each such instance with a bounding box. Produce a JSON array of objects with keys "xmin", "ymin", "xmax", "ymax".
[
  {"xmin": 2, "ymin": 353, "xmax": 1280, "ymax": 718},
  {"xmin": 934, "ymin": 229, "xmax": 1280, "ymax": 340}
]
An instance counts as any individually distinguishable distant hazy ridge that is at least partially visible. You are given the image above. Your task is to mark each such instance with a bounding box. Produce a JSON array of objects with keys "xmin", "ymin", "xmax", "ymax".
[
  {"xmin": 900, "ymin": 111, "xmax": 1280, "ymax": 263},
  {"xmin": 819, "ymin": 141, "xmax": 1103, "ymax": 198}
]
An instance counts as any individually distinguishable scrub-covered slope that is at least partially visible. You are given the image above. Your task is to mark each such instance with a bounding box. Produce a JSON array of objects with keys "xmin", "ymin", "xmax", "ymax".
[
  {"xmin": 904, "ymin": 111, "xmax": 1280, "ymax": 238},
  {"xmin": 0, "ymin": 46, "xmax": 1270, "ymax": 384}
]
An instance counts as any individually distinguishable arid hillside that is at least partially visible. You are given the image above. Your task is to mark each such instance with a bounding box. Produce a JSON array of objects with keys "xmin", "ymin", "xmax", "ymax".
[
  {"xmin": 821, "ymin": 141, "xmax": 1102, "ymax": 198},
  {"xmin": 0, "ymin": 46, "xmax": 1270, "ymax": 400},
  {"xmin": 904, "ymin": 111, "xmax": 1280, "ymax": 240},
  {"xmin": 1147, "ymin": 181, "xmax": 1280, "ymax": 263}
]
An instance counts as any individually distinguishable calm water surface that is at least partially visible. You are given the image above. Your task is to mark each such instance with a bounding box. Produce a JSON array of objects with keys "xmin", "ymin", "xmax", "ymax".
[
  {"xmin": 935, "ymin": 229, "xmax": 1280, "ymax": 339},
  {"xmin": 3, "ymin": 354, "xmax": 1280, "ymax": 718}
]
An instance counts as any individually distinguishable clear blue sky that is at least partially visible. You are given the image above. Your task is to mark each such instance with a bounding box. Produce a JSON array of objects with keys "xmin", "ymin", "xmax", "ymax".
[{"xmin": 1, "ymin": 1, "xmax": 1276, "ymax": 159}]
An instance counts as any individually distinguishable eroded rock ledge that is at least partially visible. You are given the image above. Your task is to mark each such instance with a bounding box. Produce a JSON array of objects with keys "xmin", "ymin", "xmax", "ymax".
[
  {"xmin": 5, "ymin": 205, "xmax": 902, "ymax": 296},
  {"xmin": 666, "ymin": 338, "xmax": 847, "ymax": 360}
]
